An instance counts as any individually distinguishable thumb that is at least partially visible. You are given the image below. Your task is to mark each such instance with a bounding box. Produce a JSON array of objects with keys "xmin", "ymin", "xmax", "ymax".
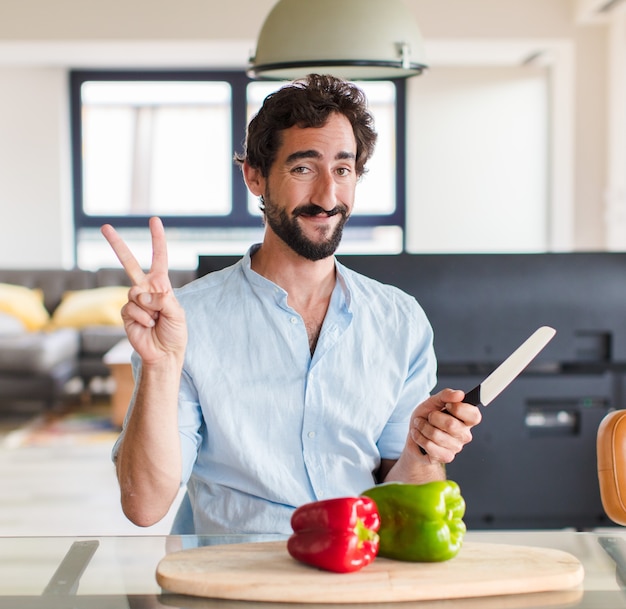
[
  {"xmin": 415, "ymin": 388, "xmax": 465, "ymax": 417},
  {"xmin": 439, "ymin": 387, "xmax": 465, "ymax": 405}
]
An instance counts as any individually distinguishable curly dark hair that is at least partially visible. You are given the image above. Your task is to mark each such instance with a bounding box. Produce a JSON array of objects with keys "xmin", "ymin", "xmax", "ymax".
[{"xmin": 234, "ymin": 74, "xmax": 377, "ymax": 178}]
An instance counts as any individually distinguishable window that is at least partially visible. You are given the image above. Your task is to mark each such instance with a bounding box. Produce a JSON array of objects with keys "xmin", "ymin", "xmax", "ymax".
[{"xmin": 70, "ymin": 71, "xmax": 406, "ymax": 269}]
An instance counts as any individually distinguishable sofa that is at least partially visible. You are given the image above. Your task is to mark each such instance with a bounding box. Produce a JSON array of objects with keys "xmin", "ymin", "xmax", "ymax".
[{"xmin": 0, "ymin": 267, "xmax": 195, "ymax": 412}]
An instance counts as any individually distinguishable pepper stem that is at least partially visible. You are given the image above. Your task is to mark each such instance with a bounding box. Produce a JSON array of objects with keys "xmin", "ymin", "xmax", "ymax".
[{"xmin": 354, "ymin": 517, "xmax": 378, "ymax": 545}]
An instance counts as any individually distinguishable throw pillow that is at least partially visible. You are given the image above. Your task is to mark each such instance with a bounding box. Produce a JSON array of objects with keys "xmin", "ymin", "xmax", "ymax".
[
  {"xmin": 50, "ymin": 286, "xmax": 129, "ymax": 329},
  {"xmin": 0, "ymin": 283, "xmax": 50, "ymax": 331}
]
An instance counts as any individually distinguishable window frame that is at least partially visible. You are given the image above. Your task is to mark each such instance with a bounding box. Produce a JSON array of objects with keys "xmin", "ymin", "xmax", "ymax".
[{"xmin": 69, "ymin": 69, "xmax": 407, "ymax": 234}]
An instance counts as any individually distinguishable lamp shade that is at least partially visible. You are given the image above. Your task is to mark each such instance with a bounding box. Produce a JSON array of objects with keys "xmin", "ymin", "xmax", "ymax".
[{"xmin": 248, "ymin": 0, "xmax": 428, "ymax": 80}]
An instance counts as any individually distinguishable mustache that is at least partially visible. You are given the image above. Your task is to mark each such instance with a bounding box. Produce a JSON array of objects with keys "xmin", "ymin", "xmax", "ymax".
[{"xmin": 293, "ymin": 203, "xmax": 349, "ymax": 218}]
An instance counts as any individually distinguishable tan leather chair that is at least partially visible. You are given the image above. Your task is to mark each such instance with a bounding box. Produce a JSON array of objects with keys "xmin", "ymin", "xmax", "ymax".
[{"xmin": 598, "ymin": 410, "xmax": 626, "ymax": 525}]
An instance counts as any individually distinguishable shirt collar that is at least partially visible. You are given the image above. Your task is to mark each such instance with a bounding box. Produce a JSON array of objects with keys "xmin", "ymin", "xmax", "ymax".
[{"xmin": 333, "ymin": 258, "xmax": 354, "ymax": 312}]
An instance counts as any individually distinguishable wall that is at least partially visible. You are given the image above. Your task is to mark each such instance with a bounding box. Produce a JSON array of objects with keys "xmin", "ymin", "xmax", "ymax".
[
  {"xmin": 574, "ymin": 24, "xmax": 609, "ymax": 250},
  {"xmin": 406, "ymin": 65, "xmax": 549, "ymax": 253},
  {"xmin": 0, "ymin": 0, "xmax": 613, "ymax": 267},
  {"xmin": 0, "ymin": 67, "xmax": 73, "ymax": 267}
]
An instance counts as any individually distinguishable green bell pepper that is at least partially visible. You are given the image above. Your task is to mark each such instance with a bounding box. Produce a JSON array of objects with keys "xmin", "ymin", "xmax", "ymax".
[{"xmin": 361, "ymin": 480, "xmax": 466, "ymax": 562}]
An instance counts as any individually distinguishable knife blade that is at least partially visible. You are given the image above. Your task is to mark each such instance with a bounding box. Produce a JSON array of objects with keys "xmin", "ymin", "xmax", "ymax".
[{"xmin": 463, "ymin": 325, "xmax": 556, "ymax": 407}]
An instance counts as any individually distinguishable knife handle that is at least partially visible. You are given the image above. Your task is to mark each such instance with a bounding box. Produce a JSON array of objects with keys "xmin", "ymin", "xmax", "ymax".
[{"xmin": 462, "ymin": 385, "xmax": 481, "ymax": 407}]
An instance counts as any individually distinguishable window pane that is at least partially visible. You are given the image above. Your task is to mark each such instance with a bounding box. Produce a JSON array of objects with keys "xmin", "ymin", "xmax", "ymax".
[
  {"xmin": 82, "ymin": 106, "xmax": 134, "ymax": 214},
  {"xmin": 354, "ymin": 81, "xmax": 396, "ymax": 215},
  {"xmin": 81, "ymin": 81, "xmax": 232, "ymax": 217},
  {"xmin": 245, "ymin": 80, "xmax": 397, "ymax": 217}
]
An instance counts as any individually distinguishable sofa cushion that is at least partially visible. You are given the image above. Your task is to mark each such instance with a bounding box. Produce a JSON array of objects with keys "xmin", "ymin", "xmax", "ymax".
[
  {"xmin": 49, "ymin": 286, "xmax": 128, "ymax": 329},
  {"xmin": 0, "ymin": 283, "xmax": 50, "ymax": 331},
  {"xmin": 0, "ymin": 328, "xmax": 79, "ymax": 373},
  {"xmin": 81, "ymin": 325, "xmax": 128, "ymax": 355}
]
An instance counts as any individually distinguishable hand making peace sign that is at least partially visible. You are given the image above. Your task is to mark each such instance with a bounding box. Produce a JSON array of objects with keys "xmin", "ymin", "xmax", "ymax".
[{"xmin": 101, "ymin": 217, "xmax": 187, "ymax": 365}]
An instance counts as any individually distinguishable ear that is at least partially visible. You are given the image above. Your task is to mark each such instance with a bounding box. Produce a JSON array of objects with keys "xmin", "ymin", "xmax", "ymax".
[{"xmin": 242, "ymin": 161, "xmax": 265, "ymax": 197}]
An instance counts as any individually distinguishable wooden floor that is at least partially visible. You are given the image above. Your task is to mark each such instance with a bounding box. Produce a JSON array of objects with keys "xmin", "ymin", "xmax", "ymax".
[{"xmin": 0, "ymin": 401, "xmax": 182, "ymax": 537}]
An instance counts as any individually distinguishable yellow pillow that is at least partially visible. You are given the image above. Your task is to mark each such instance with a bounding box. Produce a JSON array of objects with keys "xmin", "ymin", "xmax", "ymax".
[
  {"xmin": 0, "ymin": 283, "xmax": 50, "ymax": 331},
  {"xmin": 50, "ymin": 286, "xmax": 129, "ymax": 329}
]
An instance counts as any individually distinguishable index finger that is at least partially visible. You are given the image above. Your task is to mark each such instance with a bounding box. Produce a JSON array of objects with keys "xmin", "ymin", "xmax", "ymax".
[{"xmin": 101, "ymin": 223, "xmax": 146, "ymax": 286}]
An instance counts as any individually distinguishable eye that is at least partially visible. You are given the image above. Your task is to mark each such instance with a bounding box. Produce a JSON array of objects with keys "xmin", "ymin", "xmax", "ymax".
[
  {"xmin": 336, "ymin": 167, "xmax": 352, "ymax": 177},
  {"xmin": 291, "ymin": 166, "xmax": 310, "ymax": 175}
]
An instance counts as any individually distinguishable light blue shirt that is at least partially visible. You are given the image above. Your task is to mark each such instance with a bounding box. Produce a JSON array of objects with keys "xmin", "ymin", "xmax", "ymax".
[{"xmin": 114, "ymin": 245, "xmax": 436, "ymax": 535}]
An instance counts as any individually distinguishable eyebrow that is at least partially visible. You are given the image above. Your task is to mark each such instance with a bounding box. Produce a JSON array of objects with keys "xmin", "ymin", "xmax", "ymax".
[{"xmin": 285, "ymin": 150, "xmax": 356, "ymax": 164}]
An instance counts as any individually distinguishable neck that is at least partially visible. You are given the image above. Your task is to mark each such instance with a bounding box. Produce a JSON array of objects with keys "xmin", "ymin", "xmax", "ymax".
[{"xmin": 251, "ymin": 233, "xmax": 337, "ymax": 306}]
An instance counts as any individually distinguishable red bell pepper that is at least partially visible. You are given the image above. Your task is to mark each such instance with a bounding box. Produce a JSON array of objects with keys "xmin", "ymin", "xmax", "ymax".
[{"xmin": 287, "ymin": 496, "xmax": 381, "ymax": 573}]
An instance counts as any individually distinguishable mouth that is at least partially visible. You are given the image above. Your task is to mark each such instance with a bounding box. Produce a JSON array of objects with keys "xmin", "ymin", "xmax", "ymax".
[{"xmin": 294, "ymin": 204, "xmax": 348, "ymax": 219}]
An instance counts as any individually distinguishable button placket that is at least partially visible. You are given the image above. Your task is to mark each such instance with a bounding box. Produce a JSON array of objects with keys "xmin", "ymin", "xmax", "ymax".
[{"xmin": 302, "ymin": 366, "xmax": 325, "ymax": 498}]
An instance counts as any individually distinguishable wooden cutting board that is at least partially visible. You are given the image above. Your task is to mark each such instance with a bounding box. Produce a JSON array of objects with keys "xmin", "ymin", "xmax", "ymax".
[{"xmin": 156, "ymin": 540, "xmax": 584, "ymax": 604}]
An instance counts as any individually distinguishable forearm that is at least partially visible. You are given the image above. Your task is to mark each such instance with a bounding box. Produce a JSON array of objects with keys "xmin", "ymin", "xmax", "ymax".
[
  {"xmin": 381, "ymin": 452, "xmax": 445, "ymax": 484},
  {"xmin": 115, "ymin": 355, "xmax": 184, "ymax": 527}
]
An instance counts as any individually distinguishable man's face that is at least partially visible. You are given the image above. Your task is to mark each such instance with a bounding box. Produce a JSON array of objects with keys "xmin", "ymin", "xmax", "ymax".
[{"xmin": 255, "ymin": 113, "xmax": 358, "ymax": 261}]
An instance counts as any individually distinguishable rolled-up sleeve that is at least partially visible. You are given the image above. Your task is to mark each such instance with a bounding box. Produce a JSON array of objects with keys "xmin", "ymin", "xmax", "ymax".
[{"xmin": 177, "ymin": 367, "xmax": 204, "ymax": 484}]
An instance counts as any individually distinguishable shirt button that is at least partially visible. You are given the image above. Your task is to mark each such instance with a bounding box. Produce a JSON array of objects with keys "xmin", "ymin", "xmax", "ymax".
[
  {"xmin": 290, "ymin": 317, "xmax": 298, "ymax": 324},
  {"xmin": 307, "ymin": 431, "xmax": 316, "ymax": 439}
]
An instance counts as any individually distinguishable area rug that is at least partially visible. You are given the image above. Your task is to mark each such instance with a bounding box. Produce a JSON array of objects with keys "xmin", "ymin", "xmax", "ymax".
[{"xmin": 1, "ymin": 404, "xmax": 120, "ymax": 449}]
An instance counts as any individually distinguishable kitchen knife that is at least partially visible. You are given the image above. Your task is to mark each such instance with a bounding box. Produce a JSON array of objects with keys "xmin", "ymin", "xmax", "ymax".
[{"xmin": 462, "ymin": 325, "xmax": 556, "ymax": 407}]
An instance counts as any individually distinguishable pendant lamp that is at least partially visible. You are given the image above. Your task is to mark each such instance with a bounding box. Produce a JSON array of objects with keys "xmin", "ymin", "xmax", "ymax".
[{"xmin": 248, "ymin": 0, "xmax": 428, "ymax": 80}]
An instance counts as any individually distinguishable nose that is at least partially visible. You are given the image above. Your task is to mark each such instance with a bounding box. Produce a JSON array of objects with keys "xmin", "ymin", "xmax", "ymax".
[{"xmin": 311, "ymin": 170, "xmax": 338, "ymax": 211}]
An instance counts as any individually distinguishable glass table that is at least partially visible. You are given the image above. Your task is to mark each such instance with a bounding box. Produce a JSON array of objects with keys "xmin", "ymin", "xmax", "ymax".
[{"xmin": 2, "ymin": 530, "xmax": 626, "ymax": 608}]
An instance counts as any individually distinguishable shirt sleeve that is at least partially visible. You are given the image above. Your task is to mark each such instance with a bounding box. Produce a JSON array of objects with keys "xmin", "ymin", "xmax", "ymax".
[
  {"xmin": 375, "ymin": 300, "xmax": 437, "ymax": 459},
  {"xmin": 177, "ymin": 366, "xmax": 204, "ymax": 484}
]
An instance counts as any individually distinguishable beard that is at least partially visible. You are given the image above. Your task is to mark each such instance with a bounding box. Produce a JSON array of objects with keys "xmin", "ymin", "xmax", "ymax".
[{"xmin": 261, "ymin": 192, "xmax": 350, "ymax": 261}]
